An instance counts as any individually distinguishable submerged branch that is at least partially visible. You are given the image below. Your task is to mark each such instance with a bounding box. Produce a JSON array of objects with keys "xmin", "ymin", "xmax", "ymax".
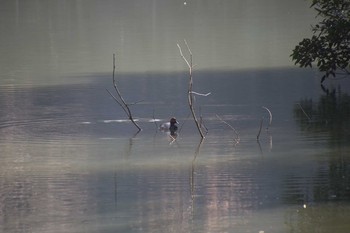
[
  {"xmin": 216, "ymin": 114, "xmax": 240, "ymax": 144},
  {"xmin": 297, "ymin": 103, "xmax": 312, "ymax": 121}
]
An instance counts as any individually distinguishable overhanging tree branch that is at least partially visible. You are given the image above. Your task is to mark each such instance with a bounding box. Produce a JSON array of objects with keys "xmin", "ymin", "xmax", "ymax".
[{"xmin": 291, "ymin": 0, "xmax": 350, "ymax": 83}]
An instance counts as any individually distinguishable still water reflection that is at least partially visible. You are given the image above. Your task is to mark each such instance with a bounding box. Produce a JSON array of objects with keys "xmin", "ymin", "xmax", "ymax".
[
  {"xmin": 1, "ymin": 0, "xmax": 350, "ymax": 232},
  {"xmin": 0, "ymin": 70, "xmax": 350, "ymax": 232}
]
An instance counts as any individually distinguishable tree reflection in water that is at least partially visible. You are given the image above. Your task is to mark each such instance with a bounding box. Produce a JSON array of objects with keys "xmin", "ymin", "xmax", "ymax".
[
  {"xmin": 293, "ymin": 85, "xmax": 350, "ymax": 203},
  {"xmin": 295, "ymin": 85, "xmax": 350, "ymax": 142}
]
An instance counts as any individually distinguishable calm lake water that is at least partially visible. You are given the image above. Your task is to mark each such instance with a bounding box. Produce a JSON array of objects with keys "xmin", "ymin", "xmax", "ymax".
[{"xmin": 1, "ymin": 1, "xmax": 350, "ymax": 233}]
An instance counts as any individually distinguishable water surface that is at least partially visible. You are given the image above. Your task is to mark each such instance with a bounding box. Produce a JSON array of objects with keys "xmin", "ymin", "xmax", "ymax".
[
  {"xmin": 1, "ymin": 70, "xmax": 350, "ymax": 233},
  {"xmin": 1, "ymin": 1, "xmax": 350, "ymax": 233}
]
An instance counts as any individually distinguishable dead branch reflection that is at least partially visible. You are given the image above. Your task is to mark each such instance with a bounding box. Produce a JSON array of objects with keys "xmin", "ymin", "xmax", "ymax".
[{"xmin": 190, "ymin": 137, "xmax": 205, "ymax": 219}]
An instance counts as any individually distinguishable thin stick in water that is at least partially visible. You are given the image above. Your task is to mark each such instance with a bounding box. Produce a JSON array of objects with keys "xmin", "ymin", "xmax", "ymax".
[
  {"xmin": 262, "ymin": 106, "xmax": 272, "ymax": 130},
  {"xmin": 216, "ymin": 114, "xmax": 240, "ymax": 144},
  {"xmin": 107, "ymin": 53, "xmax": 141, "ymax": 132},
  {"xmin": 257, "ymin": 118, "xmax": 264, "ymax": 141},
  {"xmin": 297, "ymin": 103, "xmax": 312, "ymax": 121}
]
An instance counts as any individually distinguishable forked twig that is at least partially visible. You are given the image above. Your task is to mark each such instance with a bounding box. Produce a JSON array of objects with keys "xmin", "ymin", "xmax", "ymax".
[
  {"xmin": 177, "ymin": 40, "xmax": 205, "ymax": 138},
  {"xmin": 107, "ymin": 53, "xmax": 141, "ymax": 132}
]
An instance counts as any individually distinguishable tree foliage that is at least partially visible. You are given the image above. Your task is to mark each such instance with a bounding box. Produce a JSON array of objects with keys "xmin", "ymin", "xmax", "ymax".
[{"xmin": 291, "ymin": 0, "xmax": 350, "ymax": 83}]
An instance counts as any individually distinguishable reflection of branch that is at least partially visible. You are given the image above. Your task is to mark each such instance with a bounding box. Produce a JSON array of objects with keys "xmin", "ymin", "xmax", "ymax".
[
  {"xmin": 107, "ymin": 54, "xmax": 141, "ymax": 132},
  {"xmin": 177, "ymin": 41, "xmax": 205, "ymax": 139},
  {"xmin": 297, "ymin": 103, "xmax": 312, "ymax": 121},
  {"xmin": 190, "ymin": 138, "xmax": 204, "ymax": 216},
  {"xmin": 216, "ymin": 114, "xmax": 240, "ymax": 144},
  {"xmin": 128, "ymin": 131, "xmax": 140, "ymax": 155},
  {"xmin": 257, "ymin": 139, "xmax": 263, "ymax": 155},
  {"xmin": 269, "ymin": 135, "xmax": 273, "ymax": 151}
]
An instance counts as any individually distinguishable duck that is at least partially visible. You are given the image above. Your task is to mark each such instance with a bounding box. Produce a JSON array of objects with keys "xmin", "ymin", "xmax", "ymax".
[{"xmin": 160, "ymin": 117, "xmax": 179, "ymax": 133}]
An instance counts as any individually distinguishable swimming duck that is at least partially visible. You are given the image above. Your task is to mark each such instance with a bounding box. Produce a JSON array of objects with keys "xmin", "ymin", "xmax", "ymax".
[{"xmin": 160, "ymin": 117, "xmax": 179, "ymax": 132}]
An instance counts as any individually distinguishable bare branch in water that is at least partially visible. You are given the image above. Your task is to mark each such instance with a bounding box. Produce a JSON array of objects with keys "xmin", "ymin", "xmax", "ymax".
[
  {"xmin": 257, "ymin": 118, "xmax": 264, "ymax": 141},
  {"xmin": 107, "ymin": 53, "xmax": 141, "ymax": 132},
  {"xmin": 106, "ymin": 89, "xmax": 128, "ymax": 116},
  {"xmin": 297, "ymin": 103, "xmax": 312, "ymax": 121},
  {"xmin": 177, "ymin": 40, "xmax": 205, "ymax": 138},
  {"xmin": 184, "ymin": 39, "xmax": 192, "ymax": 55},
  {"xmin": 199, "ymin": 107, "xmax": 209, "ymax": 135},
  {"xmin": 216, "ymin": 114, "xmax": 240, "ymax": 144},
  {"xmin": 262, "ymin": 106, "xmax": 272, "ymax": 130},
  {"xmin": 190, "ymin": 91, "xmax": 211, "ymax": 96},
  {"xmin": 177, "ymin": 43, "xmax": 191, "ymax": 68}
]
